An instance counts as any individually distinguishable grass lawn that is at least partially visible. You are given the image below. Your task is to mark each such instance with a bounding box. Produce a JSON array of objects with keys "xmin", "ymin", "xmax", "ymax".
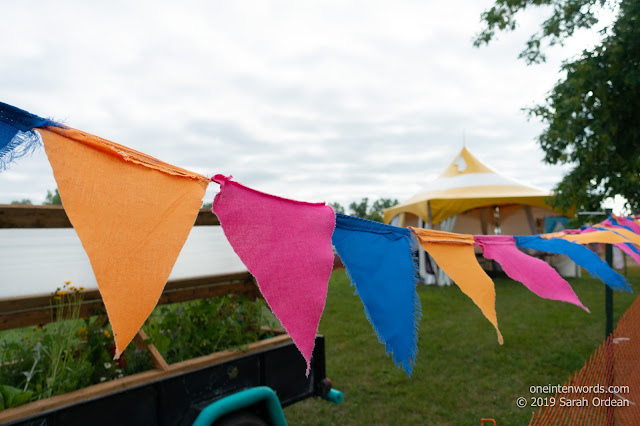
[{"xmin": 284, "ymin": 266, "xmax": 640, "ymax": 425}]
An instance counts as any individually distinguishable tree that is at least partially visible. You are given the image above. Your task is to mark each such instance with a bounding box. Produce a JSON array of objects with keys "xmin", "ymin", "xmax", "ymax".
[
  {"xmin": 474, "ymin": 0, "xmax": 614, "ymax": 64},
  {"xmin": 43, "ymin": 189, "xmax": 62, "ymax": 205},
  {"xmin": 10, "ymin": 199, "xmax": 32, "ymax": 205},
  {"xmin": 348, "ymin": 197, "xmax": 399, "ymax": 222},
  {"xmin": 329, "ymin": 202, "xmax": 345, "ymax": 214},
  {"xmin": 476, "ymin": 0, "xmax": 640, "ymax": 213}
]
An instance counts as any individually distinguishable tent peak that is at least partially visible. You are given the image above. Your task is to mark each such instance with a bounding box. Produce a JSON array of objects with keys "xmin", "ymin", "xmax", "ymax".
[{"xmin": 439, "ymin": 147, "xmax": 496, "ymax": 178}]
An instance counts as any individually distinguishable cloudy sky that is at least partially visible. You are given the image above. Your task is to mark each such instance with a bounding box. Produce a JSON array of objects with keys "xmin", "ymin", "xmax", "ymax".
[{"xmin": 0, "ymin": 0, "xmax": 606, "ymax": 208}]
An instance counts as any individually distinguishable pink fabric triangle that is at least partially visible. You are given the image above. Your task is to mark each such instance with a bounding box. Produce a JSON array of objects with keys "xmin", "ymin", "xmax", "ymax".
[
  {"xmin": 212, "ymin": 175, "xmax": 335, "ymax": 374},
  {"xmin": 475, "ymin": 235, "xmax": 589, "ymax": 312}
]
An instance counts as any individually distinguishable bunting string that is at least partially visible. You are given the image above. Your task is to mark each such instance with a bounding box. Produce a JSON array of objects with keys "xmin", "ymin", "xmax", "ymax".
[{"xmin": 1, "ymin": 101, "xmax": 638, "ymax": 374}]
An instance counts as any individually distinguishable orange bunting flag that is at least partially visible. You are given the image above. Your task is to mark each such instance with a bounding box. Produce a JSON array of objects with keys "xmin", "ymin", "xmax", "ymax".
[
  {"xmin": 40, "ymin": 126, "xmax": 209, "ymax": 357},
  {"xmin": 546, "ymin": 229, "xmax": 639, "ymax": 246},
  {"xmin": 410, "ymin": 228, "xmax": 503, "ymax": 344}
]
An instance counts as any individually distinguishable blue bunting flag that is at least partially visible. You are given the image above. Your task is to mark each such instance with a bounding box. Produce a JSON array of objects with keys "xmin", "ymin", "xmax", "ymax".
[{"xmin": 332, "ymin": 213, "xmax": 421, "ymax": 375}]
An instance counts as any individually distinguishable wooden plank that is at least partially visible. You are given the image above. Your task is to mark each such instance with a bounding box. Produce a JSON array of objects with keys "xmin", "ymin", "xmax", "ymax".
[
  {"xmin": 0, "ymin": 275, "xmax": 259, "ymax": 331},
  {"xmin": 134, "ymin": 329, "xmax": 170, "ymax": 372},
  {"xmin": 0, "ymin": 334, "xmax": 293, "ymax": 424},
  {"xmin": 0, "ymin": 205, "xmax": 219, "ymax": 228},
  {"xmin": 0, "ymin": 205, "xmax": 72, "ymax": 228},
  {"xmin": 0, "ymin": 272, "xmax": 253, "ymax": 314}
]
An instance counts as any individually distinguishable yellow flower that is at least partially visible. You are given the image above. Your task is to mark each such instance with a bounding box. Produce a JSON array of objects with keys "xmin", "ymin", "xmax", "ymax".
[
  {"xmin": 76, "ymin": 327, "xmax": 88, "ymax": 340},
  {"xmin": 58, "ymin": 290, "xmax": 67, "ymax": 295},
  {"xmin": 103, "ymin": 329, "xmax": 111, "ymax": 339},
  {"xmin": 78, "ymin": 286, "xmax": 86, "ymax": 291},
  {"xmin": 65, "ymin": 281, "xmax": 71, "ymax": 285},
  {"xmin": 55, "ymin": 296, "xmax": 61, "ymax": 301},
  {"xmin": 69, "ymin": 286, "xmax": 75, "ymax": 290}
]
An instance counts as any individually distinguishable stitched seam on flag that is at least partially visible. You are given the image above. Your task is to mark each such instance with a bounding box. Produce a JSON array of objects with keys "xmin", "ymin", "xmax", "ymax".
[
  {"xmin": 218, "ymin": 177, "xmax": 327, "ymax": 207},
  {"xmin": 42, "ymin": 126, "xmax": 210, "ymax": 184},
  {"xmin": 335, "ymin": 213, "xmax": 411, "ymax": 236}
]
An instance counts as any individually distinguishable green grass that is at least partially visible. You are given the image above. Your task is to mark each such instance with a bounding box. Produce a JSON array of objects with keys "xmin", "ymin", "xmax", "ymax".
[{"xmin": 284, "ymin": 267, "xmax": 639, "ymax": 425}]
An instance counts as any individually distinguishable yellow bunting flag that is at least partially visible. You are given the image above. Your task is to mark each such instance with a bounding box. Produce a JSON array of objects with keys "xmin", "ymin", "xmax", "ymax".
[
  {"xmin": 40, "ymin": 127, "xmax": 209, "ymax": 357},
  {"xmin": 547, "ymin": 230, "xmax": 637, "ymax": 246},
  {"xmin": 410, "ymin": 228, "xmax": 503, "ymax": 344}
]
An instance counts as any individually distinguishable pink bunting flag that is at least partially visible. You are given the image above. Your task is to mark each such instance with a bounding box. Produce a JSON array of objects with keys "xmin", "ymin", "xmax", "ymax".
[
  {"xmin": 211, "ymin": 175, "xmax": 335, "ymax": 374},
  {"xmin": 474, "ymin": 235, "xmax": 589, "ymax": 312}
]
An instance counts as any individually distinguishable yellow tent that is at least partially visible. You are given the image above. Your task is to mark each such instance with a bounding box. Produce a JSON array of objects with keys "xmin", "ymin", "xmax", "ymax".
[
  {"xmin": 384, "ymin": 147, "xmax": 577, "ymax": 283},
  {"xmin": 383, "ymin": 147, "xmax": 562, "ymax": 236}
]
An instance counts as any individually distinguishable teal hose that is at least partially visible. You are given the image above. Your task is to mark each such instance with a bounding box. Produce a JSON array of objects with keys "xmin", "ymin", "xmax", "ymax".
[
  {"xmin": 192, "ymin": 386, "xmax": 287, "ymax": 426},
  {"xmin": 323, "ymin": 389, "xmax": 344, "ymax": 404}
]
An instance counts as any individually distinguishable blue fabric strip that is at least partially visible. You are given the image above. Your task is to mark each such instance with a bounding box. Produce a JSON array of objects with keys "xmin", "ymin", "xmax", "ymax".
[
  {"xmin": 515, "ymin": 235, "xmax": 632, "ymax": 292},
  {"xmin": 332, "ymin": 214, "xmax": 420, "ymax": 376},
  {"xmin": 0, "ymin": 101, "xmax": 62, "ymax": 171}
]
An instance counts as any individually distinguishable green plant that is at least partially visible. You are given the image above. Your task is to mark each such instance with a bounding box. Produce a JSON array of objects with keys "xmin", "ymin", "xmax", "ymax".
[
  {"xmin": 146, "ymin": 295, "xmax": 278, "ymax": 364},
  {"xmin": 0, "ymin": 385, "xmax": 33, "ymax": 410},
  {"xmin": 0, "ymin": 283, "xmax": 278, "ymax": 411},
  {"xmin": 39, "ymin": 283, "xmax": 88, "ymax": 398}
]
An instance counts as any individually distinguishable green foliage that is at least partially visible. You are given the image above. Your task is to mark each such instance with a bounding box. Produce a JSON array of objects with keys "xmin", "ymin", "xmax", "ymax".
[
  {"xmin": 42, "ymin": 188, "xmax": 61, "ymax": 205},
  {"xmin": 0, "ymin": 385, "xmax": 33, "ymax": 410},
  {"xmin": 476, "ymin": 0, "xmax": 639, "ymax": 213},
  {"xmin": 474, "ymin": 0, "xmax": 612, "ymax": 64},
  {"xmin": 10, "ymin": 199, "xmax": 32, "ymax": 205},
  {"xmin": 529, "ymin": 0, "xmax": 640, "ymax": 213},
  {"xmin": 329, "ymin": 202, "xmax": 345, "ymax": 214},
  {"xmin": 0, "ymin": 283, "xmax": 150, "ymax": 410},
  {"xmin": 347, "ymin": 197, "xmax": 399, "ymax": 222},
  {"xmin": 0, "ymin": 285, "xmax": 276, "ymax": 411},
  {"xmin": 145, "ymin": 295, "xmax": 278, "ymax": 364}
]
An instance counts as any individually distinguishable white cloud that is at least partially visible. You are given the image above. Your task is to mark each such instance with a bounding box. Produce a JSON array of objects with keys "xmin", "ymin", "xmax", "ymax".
[{"xmin": 0, "ymin": 0, "xmax": 606, "ymax": 208}]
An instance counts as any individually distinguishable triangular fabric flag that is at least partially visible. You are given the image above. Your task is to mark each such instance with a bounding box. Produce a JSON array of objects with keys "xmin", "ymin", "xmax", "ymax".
[
  {"xmin": 410, "ymin": 228, "xmax": 503, "ymax": 344},
  {"xmin": 40, "ymin": 126, "xmax": 209, "ymax": 357},
  {"xmin": 620, "ymin": 216, "xmax": 640, "ymax": 234},
  {"xmin": 0, "ymin": 102, "xmax": 61, "ymax": 170},
  {"xmin": 211, "ymin": 174, "xmax": 335, "ymax": 374},
  {"xmin": 592, "ymin": 225, "xmax": 640, "ymax": 247},
  {"xmin": 604, "ymin": 215, "xmax": 640, "ymax": 235},
  {"xmin": 615, "ymin": 242, "xmax": 640, "ymax": 266},
  {"xmin": 550, "ymin": 229, "xmax": 639, "ymax": 247},
  {"xmin": 515, "ymin": 236, "xmax": 632, "ymax": 292},
  {"xmin": 332, "ymin": 213, "xmax": 420, "ymax": 376},
  {"xmin": 474, "ymin": 235, "xmax": 589, "ymax": 312},
  {"xmin": 593, "ymin": 219, "xmax": 640, "ymax": 265}
]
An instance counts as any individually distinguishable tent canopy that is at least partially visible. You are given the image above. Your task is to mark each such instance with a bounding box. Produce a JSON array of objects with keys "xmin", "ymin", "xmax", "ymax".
[{"xmin": 383, "ymin": 147, "xmax": 558, "ymax": 225}]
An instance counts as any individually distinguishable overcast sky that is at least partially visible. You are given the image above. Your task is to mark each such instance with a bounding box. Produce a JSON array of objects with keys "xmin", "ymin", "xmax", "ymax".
[{"xmin": 0, "ymin": 1, "xmax": 606, "ymax": 208}]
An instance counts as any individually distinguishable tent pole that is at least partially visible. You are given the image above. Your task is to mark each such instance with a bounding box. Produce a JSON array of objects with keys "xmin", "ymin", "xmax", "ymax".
[{"xmin": 427, "ymin": 201, "xmax": 433, "ymax": 229}]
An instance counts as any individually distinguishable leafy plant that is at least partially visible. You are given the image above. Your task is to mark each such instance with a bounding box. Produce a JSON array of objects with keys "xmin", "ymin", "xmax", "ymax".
[
  {"xmin": 145, "ymin": 295, "xmax": 278, "ymax": 364},
  {"xmin": 0, "ymin": 282, "xmax": 278, "ymax": 411},
  {"xmin": 0, "ymin": 385, "xmax": 33, "ymax": 410}
]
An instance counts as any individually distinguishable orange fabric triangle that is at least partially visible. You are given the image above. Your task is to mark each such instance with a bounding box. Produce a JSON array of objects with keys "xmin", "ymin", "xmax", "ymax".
[
  {"xmin": 410, "ymin": 228, "xmax": 503, "ymax": 344},
  {"xmin": 40, "ymin": 127, "xmax": 209, "ymax": 357}
]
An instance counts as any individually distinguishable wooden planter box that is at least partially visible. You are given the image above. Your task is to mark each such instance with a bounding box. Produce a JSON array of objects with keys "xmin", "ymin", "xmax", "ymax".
[
  {"xmin": 0, "ymin": 331, "xmax": 331, "ymax": 426},
  {"xmin": 0, "ymin": 206, "xmax": 333, "ymax": 425}
]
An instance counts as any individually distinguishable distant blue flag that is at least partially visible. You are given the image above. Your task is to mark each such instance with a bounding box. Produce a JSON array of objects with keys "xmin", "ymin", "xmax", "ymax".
[
  {"xmin": 332, "ymin": 213, "xmax": 420, "ymax": 375},
  {"xmin": 0, "ymin": 101, "xmax": 62, "ymax": 171},
  {"xmin": 515, "ymin": 235, "xmax": 632, "ymax": 293}
]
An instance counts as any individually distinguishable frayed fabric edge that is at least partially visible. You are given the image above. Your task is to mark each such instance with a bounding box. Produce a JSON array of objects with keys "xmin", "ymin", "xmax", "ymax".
[
  {"xmin": 0, "ymin": 129, "xmax": 43, "ymax": 171},
  {"xmin": 335, "ymin": 233, "xmax": 420, "ymax": 376}
]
